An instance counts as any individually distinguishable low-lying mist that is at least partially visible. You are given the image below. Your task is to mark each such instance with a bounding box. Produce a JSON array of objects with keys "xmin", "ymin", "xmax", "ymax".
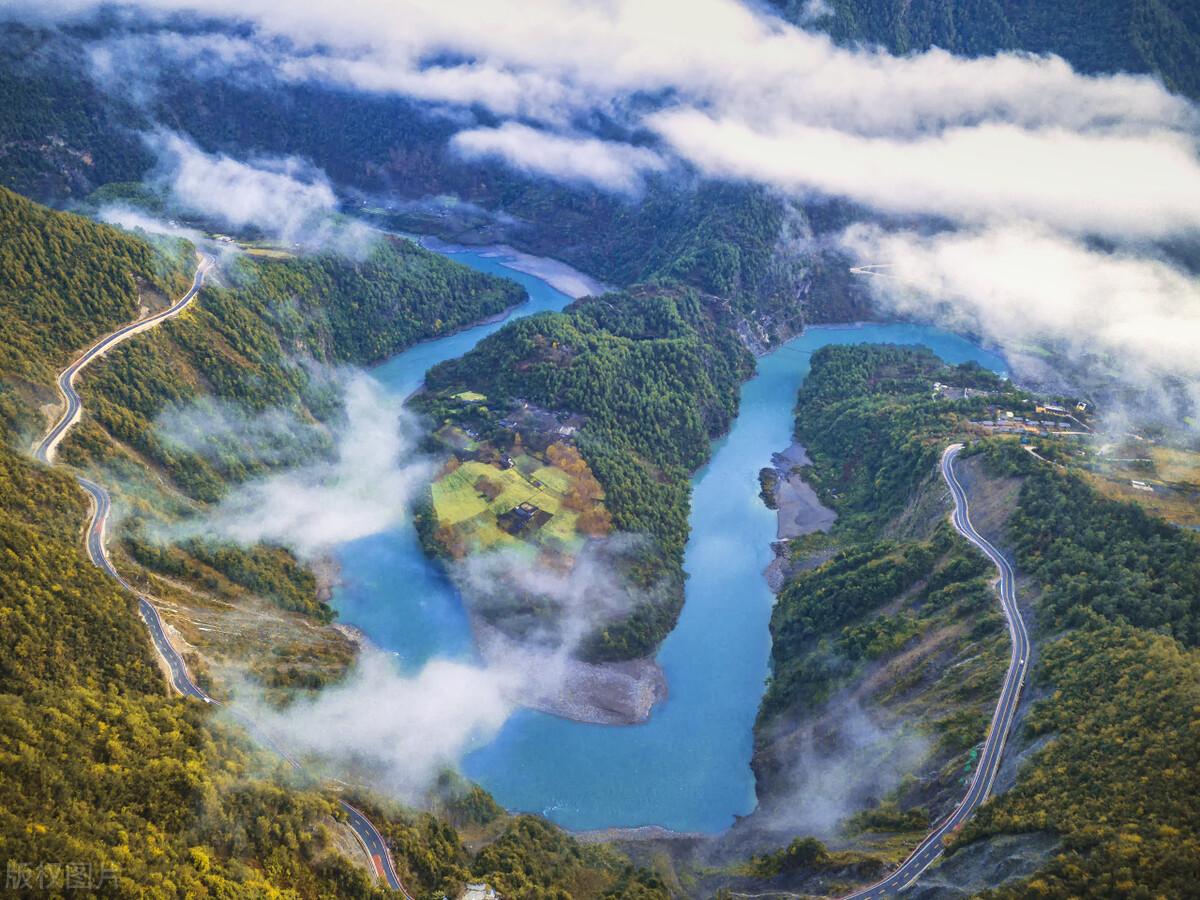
[
  {"xmin": 170, "ymin": 371, "xmax": 433, "ymax": 557},
  {"xmin": 233, "ymin": 650, "xmax": 516, "ymax": 803},
  {"xmin": 841, "ymin": 222, "xmax": 1200, "ymax": 428},
  {"xmin": 757, "ymin": 702, "xmax": 931, "ymax": 838},
  {"xmin": 227, "ymin": 536, "xmax": 660, "ymax": 800}
]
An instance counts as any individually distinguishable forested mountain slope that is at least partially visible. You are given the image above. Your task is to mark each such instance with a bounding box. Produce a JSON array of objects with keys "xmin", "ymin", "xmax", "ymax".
[
  {"xmin": 0, "ymin": 443, "xmax": 390, "ymax": 896},
  {"xmin": 752, "ymin": 345, "xmax": 1200, "ymax": 898},
  {"xmin": 0, "ymin": 183, "xmax": 520, "ymax": 462},
  {"xmin": 0, "ymin": 21, "xmax": 868, "ymax": 334},
  {"xmin": 774, "ymin": 0, "xmax": 1200, "ymax": 99},
  {"xmin": 0, "ymin": 185, "xmax": 190, "ymax": 388},
  {"xmin": 58, "ymin": 235, "xmax": 523, "ymax": 503},
  {"xmin": 0, "ymin": 186, "xmax": 523, "ymax": 647},
  {"xmin": 0, "ymin": 439, "xmax": 669, "ymax": 896}
]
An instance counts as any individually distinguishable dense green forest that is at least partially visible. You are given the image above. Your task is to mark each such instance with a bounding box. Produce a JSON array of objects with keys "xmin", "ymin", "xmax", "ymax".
[
  {"xmin": 421, "ymin": 287, "xmax": 753, "ymax": 660},
  {"xmin": 372, "ymin": 809, "xmax": 666, "ymax": 900},
  {"xmin": 0, "ymin": 185, "xmax": 190, "ymax": 389},
  {"xmin": 790, "ymin": 343, "xmax": 1016, "ymax": 533},
  {"xmin": 775, "ymin": 0, "xmax": 1200, "ymax": 100},
  {"xmin": 760, "ymin": 344, "xmax": 1200, "ymax": 898},
  {"xmin": 5, "ymin": 2, "xmax": 1199, "ymax": 344},
  {"xmin": 1006, "ymin": 465, "xmax": 1200, "ymax": 647}
]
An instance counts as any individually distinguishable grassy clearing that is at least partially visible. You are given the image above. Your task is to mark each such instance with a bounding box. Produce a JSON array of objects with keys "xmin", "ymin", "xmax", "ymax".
[
  {"xmin": 1026, "ymin": 434, "xmax": 1200, "ymax": 528},
  {"xmin": 1084, "ymin": 472, "xmax": 1200, "ymax": 528},
  {"xmin": 531, "ymin": 464, "xmax": 573, "ymax": 495},
  {"xmin": 430, "ymin": 448, "xmax": 607, "ymax": 554},
  {"xmin": 242, "ymin": 247, "xmax": 296, "ymax": 259},
  {"xmin": 431, "ymin": 469, "xmax": 489, "ymax": 525},
  {"xmin": 1151, "ymin": 446, "xmax": 1200, "ymax": 487}
]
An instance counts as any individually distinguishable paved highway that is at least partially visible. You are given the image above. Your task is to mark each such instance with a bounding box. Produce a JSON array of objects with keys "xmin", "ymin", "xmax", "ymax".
[
  {"xmin": 75, "ymin": 475, "xmax": 212, "ymax": 701},
  {"xmin": 34, "ymin": 254, "xmax": 411, "ymax": 895},
  {"xmin": 840, "ymin": 444, "xmax": 1031, "ymax": 899},
  {"xmin": 34, "ymin": 254, "xmax": 213, "ymax": 465}
]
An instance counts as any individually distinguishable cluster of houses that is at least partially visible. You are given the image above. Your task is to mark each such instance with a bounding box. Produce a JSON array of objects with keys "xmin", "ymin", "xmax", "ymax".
[
  {"xmin": 495, "ymin": 400, "xmax": 584, "ymax": 444},
  {"xmin": 972, "ymin": 411, "xmax": 1085, "ymax": 439},
  {"xmin": 968, "ymin": 396, "xmax": 1094, "ymax": 440},
  {"xmin": 499, "ymin": 500, "xmax": 551, "ymax": 536}
]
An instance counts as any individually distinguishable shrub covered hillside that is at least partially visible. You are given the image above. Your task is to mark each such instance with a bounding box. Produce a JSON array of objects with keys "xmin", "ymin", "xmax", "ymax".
[
  {"xmin": 0, "ymin": 443, "xmax": 388, "ymax": 896},
  {"xmin": 753, "ymin": 346, "xmax": 1016, "ymax": 855}
]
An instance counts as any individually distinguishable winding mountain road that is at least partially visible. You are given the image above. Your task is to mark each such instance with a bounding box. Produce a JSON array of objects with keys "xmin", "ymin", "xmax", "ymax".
[
  {"xmin": 34, "ymin": 254, "xmax": 213, "ymax": 465},
  {"xmin": 75, "ymin": 475, "xmax": 212, "ymax": 701},
  {"xmin": 840, "ymin": 443, "xmax": 1031, "ymax": 899},
  {"xmin": 34, "ymin": 253, "xmax": 411, "ymax": 896}
]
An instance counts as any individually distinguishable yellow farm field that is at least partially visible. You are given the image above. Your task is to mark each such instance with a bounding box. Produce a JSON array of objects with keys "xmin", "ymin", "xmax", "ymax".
[{"xmin": 1150, "ymin": 447, "xmax": 1200, "ymax": 487}]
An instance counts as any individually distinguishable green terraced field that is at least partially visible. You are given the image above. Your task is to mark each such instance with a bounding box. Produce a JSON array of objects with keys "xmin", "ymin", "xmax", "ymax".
[{"xmin": 432, "ymin": 456, "xmax": 590, "ymax": 551}]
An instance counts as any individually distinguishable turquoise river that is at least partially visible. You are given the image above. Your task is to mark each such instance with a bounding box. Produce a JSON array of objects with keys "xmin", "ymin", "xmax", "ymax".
[{"xmin": 332, "ymin": 244, "xmax": 1006, "ymax": 834}]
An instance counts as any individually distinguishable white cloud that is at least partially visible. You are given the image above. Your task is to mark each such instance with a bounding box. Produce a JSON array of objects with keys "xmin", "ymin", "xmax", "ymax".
[
  {"xmin": 758, "ymin": 702, "xmax": 930, "ymax": 836},
  {"xmin": 452, "ymin": 535, "xmax": 658, "ymax": 652},
  {"xmin": 840, "ymin": 222, "xmax": 1200, "ymax": 383},
  {"xmin": 150, "ymin": 131, "xmax": 337, "ymax": 242},
  {"xmin": 231, "ymin": 537, "xmax": 665, "ymax": 793},
  {"xmin": 27, "ymin": 0, "xmax": 1197, "ymax": 238},
  {"xmin": 651, "ymin": 113, "xmax": 1200, "ymax": 238},
  {"xmin": 157, "ymin": 394, "xmax": 332, "ymax": 471},
  {"xmin": 186, "ymin": 372, "xmax": 435, "ymax": 557},
  {"xmin": 242, "ymin": 651, "xmax": 515, "ymax": 801},
  {"xmin": 798, "ymin": 0, "xmax": 833, "ymax": 25},
  {"xmin": 97, "ymin": 206, "xmax": 205, "ymax": 243},
  {"xmin": 452, "ymin": 123, "xmax": 667, "ymax": 194},
  {"xmin": 28, "ymin": 1, "xmax": 1194, "ymax": 132}
]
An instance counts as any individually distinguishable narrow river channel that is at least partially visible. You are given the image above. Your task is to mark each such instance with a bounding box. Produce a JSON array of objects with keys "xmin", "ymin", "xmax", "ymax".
[{"xmin": 332, "ymin": 244, "xmax": 1007, "ymax": 833}]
